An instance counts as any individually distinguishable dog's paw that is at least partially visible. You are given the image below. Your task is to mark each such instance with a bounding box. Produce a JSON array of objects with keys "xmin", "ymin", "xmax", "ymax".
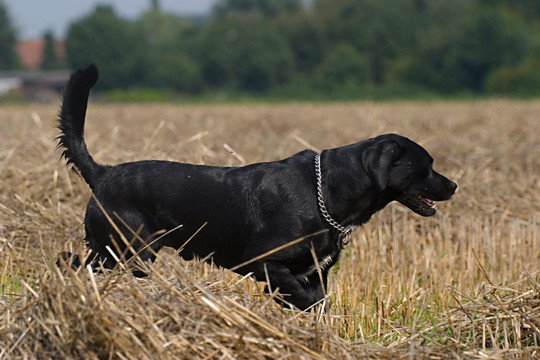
[{"xmin": 56, "ymin": 251, "xmax": 83, "ymax": 270}]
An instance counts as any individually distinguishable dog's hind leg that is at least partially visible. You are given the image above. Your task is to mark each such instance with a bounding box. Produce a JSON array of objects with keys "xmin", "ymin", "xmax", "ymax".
[
  {"xmin": 109, "ymin": 224, "xmax": 164, "ymax": 277},
  {"xmin": 55, "ymin": 246, "xmax": 111, "ymax": 274},
  {"xmin": 84, "ymin": 230, "xmax": 161, "ymax": 277},
  {"xmin": 56, "ymin": 251, "xmax": 85, "ymax": 270},
  {"xmin": 84, "ymin": 206, "xmax": 164, "ymax": 277}
]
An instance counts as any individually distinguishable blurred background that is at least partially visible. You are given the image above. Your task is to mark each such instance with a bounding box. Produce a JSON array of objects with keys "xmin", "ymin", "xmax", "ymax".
[{"xmin": 1, "ymin": 0, "xmax": 540, "ymax": 101}]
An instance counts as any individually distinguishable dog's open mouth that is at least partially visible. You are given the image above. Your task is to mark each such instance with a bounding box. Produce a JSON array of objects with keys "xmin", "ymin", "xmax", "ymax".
[{"xmin": 399, "ymin": 193, "xmax": 437, "ymax": 217}]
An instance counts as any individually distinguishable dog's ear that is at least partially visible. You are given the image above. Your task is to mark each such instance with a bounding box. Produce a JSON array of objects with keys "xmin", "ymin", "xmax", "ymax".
[{"xmin": 362, "ymin": 140, "xmax": 402, "ymax": 192}]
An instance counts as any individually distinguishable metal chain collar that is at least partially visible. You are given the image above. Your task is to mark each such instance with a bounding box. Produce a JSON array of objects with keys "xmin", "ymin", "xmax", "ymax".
[{"xmin": 314, "ymin": 153, "xmax": 353, "ymax": 245}]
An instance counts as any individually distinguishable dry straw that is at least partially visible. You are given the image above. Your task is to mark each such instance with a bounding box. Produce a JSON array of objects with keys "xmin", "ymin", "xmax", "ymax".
[{"xmin": 1, "ymin": 101, "xmax": 539, "ymax": 359}]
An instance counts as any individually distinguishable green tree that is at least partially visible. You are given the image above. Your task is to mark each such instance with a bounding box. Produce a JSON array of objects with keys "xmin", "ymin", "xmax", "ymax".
[
  {"xmin": 404, "ymin": 1, "xmax": 531, "ymax": 93},
  {"xmin": 478, "ymin": 0, "xmax": 540, "ymax": 21},
  {"xmin": 452, "ymin": 7, "xmax": 531, "ymax": 91},
  {"xmin": 316, "ymin": 0, "xmax": 408, "ymax": 85},
  {"xmin": 139, "ymin": 9, "xmax": 202, "ymax": 91},
  {"xmin": 150, "ymin": 0, "xmax": 160, "ymax": 11},
  {"xmin": 318, "ymin": 44, "xmax": 368, "ymax": 90},
  {"xmin": 199, "ymin": 21, "xmax": 233, "ymax": 87},
  {"xmin": 213, "ymin": 0, "xmax": 302, "ymax": 18},
  {"xmin": 280, "ymin": 14, "xmax": 326, "ymax": 73},
  {"xmin": 65, "ymin": 5, "xmax": 147, "ymax": 89},
  {"xmin": 403, "ymin": 0, "xmax": 470, "ymax": 92},
  {"xmin": 56, "ymin": 0, "xmax": 540, "ymax": 96},
  {"xmin": 0, "ymin": 2, "xmax": 19, "ymax": 70},
  {"xmin": 200, "ymin": 17, "xmax": 294, "ymax": 92},
  {"xmin": 40, "ymin": 30, "xmax": 63, "ymax": 70},
  {"xmin": 485, "ymin": 57, "xmax": 540, "ymax": 95}
]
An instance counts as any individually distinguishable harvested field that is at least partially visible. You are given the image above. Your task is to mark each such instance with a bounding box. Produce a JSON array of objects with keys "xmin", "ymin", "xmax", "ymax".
[{"xmin": 0, "ymin": 100, "xmax": 539, "ymax": 359}]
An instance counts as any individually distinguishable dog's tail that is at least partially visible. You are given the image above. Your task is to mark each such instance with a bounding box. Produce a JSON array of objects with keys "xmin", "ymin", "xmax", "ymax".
[{"xmin": 58, "ymin": 63, "xmax": 105, "ymax": 189}]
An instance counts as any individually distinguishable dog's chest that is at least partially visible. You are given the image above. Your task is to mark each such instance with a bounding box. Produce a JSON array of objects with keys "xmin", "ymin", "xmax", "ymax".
[{"xmin": 294, "ymin": 249, "xmax": 339, "ymax": 283}]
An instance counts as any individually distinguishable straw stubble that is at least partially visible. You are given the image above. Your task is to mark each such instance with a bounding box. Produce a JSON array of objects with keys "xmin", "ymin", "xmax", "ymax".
[{"xmin": 0, "ymin": 101, "xmax": 538, "ymax": 359}]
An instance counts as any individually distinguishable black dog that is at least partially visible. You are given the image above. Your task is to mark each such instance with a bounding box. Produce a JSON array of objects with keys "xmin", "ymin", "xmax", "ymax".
[{"xmin": 57, "ymin": 64, "xmax": 457, "ymax": 310}]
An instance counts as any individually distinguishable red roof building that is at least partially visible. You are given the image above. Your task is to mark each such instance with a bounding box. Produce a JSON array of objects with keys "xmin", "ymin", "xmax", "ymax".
[{"xmin": 16, "ymin": 38, "xmax": 65, "ymax": 70}]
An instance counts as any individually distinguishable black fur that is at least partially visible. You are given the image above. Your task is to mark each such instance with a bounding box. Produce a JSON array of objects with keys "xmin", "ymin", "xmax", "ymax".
[
  {"xmin": 57, "ymin": 64, "xmax": 457, "ymax": 310},
  {"xmin": 57, "ymin": 63, "xmax": 105, "ymax": 189}
]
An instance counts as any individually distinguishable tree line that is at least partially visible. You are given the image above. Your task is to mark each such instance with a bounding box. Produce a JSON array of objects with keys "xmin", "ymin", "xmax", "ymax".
[{"xmin": 2, "ymin": 0, "xmax": 540, "ymax": 98}]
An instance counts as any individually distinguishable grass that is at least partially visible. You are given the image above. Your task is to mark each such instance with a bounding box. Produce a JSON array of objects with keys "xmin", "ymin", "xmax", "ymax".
[{"xmin": 0, "ymin": 100, "xmax": 539, "ymax": 359}]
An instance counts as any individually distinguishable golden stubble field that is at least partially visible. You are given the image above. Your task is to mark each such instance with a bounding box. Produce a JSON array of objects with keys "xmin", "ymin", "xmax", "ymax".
[{"xmin": 0, "ymin": 100, "xmax": 538, "ymax": 359}]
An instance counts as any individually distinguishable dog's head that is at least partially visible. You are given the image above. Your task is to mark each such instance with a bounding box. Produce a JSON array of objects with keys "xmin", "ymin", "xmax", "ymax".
[{"xmin": 362, "ymin": 134, "xmax": 457, "ymax": 216}]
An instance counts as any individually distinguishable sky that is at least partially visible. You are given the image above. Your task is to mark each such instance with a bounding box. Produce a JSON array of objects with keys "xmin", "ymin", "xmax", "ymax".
[{"xmin": 4, "ymin": 0, "xmax": 217, "ymax": 40}]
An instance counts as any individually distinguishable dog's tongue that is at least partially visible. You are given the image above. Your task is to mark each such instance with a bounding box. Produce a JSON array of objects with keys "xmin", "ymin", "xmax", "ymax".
[{"xmin": 418, "ymin": 195, "xmax": 435, "ymax": 208}]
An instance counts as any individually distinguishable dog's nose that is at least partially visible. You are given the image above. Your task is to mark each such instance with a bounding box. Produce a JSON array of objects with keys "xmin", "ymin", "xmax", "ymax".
[{"xmin": 448, "ymin": 181, "xmax": 458, "ymax": 195}]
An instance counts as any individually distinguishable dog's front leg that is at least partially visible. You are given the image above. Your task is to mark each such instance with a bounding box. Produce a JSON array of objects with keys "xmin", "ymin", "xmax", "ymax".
[
  {"xmin": 254, "ymin": 262, "xmax": 317, "ymax": 310},
  {"xmin": 302, "ymin": 269, "xmax": 329, "ymax": 304}
]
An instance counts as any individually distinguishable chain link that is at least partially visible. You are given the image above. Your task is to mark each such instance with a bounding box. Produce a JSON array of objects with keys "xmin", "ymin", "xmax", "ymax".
[{"xmin": 314, "ymin": 153, "xmax": 353, "ymax": 245}]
